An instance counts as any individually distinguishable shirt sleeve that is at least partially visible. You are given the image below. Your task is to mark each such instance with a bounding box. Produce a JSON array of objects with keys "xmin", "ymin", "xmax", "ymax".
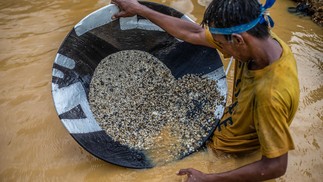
[{"xmin": 254, "ymin": 99, "xmax": 295, "ymax": 158}]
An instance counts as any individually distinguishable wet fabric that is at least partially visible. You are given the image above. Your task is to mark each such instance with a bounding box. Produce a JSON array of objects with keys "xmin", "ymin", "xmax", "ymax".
[{"xmin": 206, "ymin": 32, "xmax": 300, "ymax": 158}]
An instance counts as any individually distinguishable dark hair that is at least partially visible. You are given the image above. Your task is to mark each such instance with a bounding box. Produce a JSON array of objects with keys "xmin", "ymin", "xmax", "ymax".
[{"xmin": 201, "ymin": 0, "xmax": 270, "ymax": 40}]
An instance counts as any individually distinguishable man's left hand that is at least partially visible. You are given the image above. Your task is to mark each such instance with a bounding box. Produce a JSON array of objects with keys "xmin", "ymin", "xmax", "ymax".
[{"xmin": 177, "ymin": 168, "xmax": 210, "ymax": 182}]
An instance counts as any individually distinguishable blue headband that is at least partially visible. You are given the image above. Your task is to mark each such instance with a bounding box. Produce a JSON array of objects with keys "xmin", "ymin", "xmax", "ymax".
[{"xmin": 209, "ymin": 0, "xmax": 275, "ymax": 35}]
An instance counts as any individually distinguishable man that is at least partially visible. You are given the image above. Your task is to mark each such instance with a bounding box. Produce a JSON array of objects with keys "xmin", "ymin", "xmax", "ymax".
[{"xmin": 112, "ymin": 0, "xmax": 300, "ymax": 181}]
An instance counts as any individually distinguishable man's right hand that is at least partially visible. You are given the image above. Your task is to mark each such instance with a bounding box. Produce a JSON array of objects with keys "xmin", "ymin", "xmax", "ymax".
[{"xmin": 112, "ymin": 0, "xmax": 143, "ymax": 18}]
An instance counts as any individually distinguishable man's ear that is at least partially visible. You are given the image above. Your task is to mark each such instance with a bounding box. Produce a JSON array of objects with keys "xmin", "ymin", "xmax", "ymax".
[{"xmin": 231, "ymin": 33, "xmax": 244, "ymax": 45}]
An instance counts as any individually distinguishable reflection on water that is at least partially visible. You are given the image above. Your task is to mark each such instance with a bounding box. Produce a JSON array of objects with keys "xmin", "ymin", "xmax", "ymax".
[
  {"xmin": 0, "ymin": 0, "xmax": 322, "ymax": 181},
  {"xmin": 302, "ymin": 85, "xmax": 323, "ymax": 107}
]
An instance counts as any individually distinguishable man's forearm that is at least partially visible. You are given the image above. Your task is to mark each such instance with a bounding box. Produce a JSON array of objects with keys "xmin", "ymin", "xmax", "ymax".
[
  {"xmin": 136, "ymin": 4, "xmax": 206, "ymax": 45},
  {"xmin": 206, "ymin": 154, "xmax": 288, "ymax": 182},
  {"xmin": 113, "ymin": 0, "xmax": 209, "ymax": 46}
]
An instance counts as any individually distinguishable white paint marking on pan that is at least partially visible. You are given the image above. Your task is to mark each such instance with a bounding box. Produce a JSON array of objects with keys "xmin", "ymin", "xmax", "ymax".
[
  {"xmin": 214, "ymin": 77, "xmax": 227, "ymax": 119},
  {"xmin": 119, "ymin": 16, "xmax": 138, "ymax": 30},
  {"xmin": 52, "ymin": 68, "xmax": 64, "ymax": 78},
  {"xmin": 120, "ymin": 15, "xmax": 164, "ymax": 31},
  {"xmin": 61, "ymin": 118, "xmax": 102, "ymax": 134},
  {"xmin": 54, "ymin": 53, "xmax": 75, "ymax": 69},
  {"xmin": 52, "ymin": 82, "xmax": 101, "ymax": 133},
  {"xmin": 215, "ymin": 77, "xmax": 228, "ymax": 99},
  {"xmin": 74, "ymin": 4, "xmax": 120, "ymax": 36}
]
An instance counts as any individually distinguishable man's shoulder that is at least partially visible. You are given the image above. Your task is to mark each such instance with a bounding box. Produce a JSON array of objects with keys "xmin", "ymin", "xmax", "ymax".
[{"xmin": 270, "ymin": 32, "xmax": 295, "ymax": 60}]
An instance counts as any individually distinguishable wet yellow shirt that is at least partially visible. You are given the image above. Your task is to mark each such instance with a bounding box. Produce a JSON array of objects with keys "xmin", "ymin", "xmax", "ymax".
[{"xmin": 205, "ymin": 29, "xmax": 300, "ymax": 158}]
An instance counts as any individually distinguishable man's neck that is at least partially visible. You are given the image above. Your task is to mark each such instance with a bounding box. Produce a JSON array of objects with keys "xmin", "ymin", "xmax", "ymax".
[{"xmin": 248, "ymin": 36, "xmax": 283, "ymax": 70}]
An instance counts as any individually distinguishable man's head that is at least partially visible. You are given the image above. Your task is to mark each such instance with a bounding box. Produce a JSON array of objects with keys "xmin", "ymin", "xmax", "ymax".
[
  {"xmin": 201, "ymin": 0, "xmax": 270, "ymax": 40},
  {"xmin": 201, "ymin": 0, "xmax": 275, "ymax": 62}
]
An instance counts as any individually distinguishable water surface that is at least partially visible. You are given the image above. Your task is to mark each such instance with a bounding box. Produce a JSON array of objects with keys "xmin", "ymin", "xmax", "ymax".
[{"xmin": 0, "ymin": 0, "xmax": 322, "ymax": 181}]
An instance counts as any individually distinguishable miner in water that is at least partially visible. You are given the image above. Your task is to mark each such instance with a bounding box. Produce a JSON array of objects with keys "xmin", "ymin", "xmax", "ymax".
[{"xmin": 111, "ymin": 0, "xmax": 300, "ymax": 181}]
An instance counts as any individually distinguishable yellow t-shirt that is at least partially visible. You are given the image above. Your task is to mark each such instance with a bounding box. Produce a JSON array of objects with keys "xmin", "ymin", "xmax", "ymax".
[{"xmin": 205, "ymin": 29, "xmax": 300, "ymax": 158}]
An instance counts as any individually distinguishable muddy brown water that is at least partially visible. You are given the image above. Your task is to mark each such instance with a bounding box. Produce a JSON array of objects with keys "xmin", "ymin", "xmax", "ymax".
[{"xmin": 0, "ymin": 0, "xmax": 322, "ymax": 181}]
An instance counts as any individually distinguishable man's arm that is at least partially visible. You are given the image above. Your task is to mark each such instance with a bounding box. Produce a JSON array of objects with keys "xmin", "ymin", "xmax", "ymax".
[
  {"xmin": 177, "ymin": 153, "xmax": 288, "ymax": 182},
  {"xmin": 112, "ymin": 0, "xmax": 211, "ymax": 47}
]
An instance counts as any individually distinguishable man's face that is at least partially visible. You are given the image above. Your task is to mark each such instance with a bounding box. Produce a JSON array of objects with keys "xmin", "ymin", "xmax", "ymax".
[{"xmin": 211, "ymin": 34, "xmax": 251, "ymax": 62}]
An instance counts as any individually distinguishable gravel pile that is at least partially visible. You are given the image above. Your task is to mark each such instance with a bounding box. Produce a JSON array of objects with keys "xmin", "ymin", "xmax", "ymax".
[{"xmin": 89, "ymin": 50, "xmax": 224, "ymax": 164}]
